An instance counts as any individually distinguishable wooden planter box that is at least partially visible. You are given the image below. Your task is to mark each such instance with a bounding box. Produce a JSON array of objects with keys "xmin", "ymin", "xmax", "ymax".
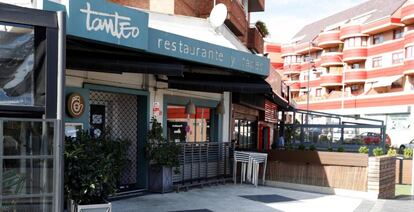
[
  {"xmin": 266, "ymin": 150, "xmax": 369, "ymax": 191},
  {"xmin": 267, "ymin": 150, "xmax": 368, "ymax": 166},
  {"xmin": 395, "ymin": 158, "xmax": 412, "ymax": 185},
  {"xmin": 149, "ymin": 166, "xmax": 173, "ymax": 193}
]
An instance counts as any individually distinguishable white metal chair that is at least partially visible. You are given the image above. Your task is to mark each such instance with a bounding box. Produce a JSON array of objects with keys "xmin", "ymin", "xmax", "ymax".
[{"xmin": 233, "ymin": 151, "xmax": 250, "ymax": 184}]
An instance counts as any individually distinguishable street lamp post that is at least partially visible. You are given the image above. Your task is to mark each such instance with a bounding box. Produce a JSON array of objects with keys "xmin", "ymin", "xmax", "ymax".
[{"xmin": 341, "ymin": 61, "xmax": 347, "ymax": 114}]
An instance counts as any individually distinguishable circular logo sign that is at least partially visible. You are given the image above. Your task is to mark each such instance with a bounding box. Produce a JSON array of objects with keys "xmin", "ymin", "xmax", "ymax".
[{"xmin": 67, "ymin": 93, "xmax": 85, "ymax": 118}]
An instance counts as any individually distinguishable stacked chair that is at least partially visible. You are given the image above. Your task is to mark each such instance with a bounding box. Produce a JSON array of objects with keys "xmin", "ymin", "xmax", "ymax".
[{"xmin": 233, "ymin": 151, "xmax": 268, "ymax": 187}]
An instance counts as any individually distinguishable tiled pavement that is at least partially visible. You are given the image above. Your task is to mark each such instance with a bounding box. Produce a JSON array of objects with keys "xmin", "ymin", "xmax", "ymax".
[{"xmin": 112, "ymin": 184, "xmax": 414, "ymax": 212}]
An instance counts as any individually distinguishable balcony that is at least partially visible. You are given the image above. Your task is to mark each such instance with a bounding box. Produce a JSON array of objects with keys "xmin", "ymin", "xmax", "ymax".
[
  {"xmin": 404, "ymin": 30, "xmax": 414, "ymax": 48},
  {"xmin": 217, "ymin": 0, "xmax": 248, "ymax": 37},
  {"xmin": 294, "ymin": 42, "xmax": 322, "ymax": 55},
  {"xmin": 320, "ymin": 53, "xmax": 343, "ymax": 67},
  {"xmin": 401, "ymin": 3, "xmax": 414, "ymax": 25},
  {"xmin": 320, "ymin": 74, "xmax": 342, "ymax": 87},
  {"xmin": 283, "ymin": 64, "xmax": 301, "ymax": 75},
  {"xmin": 317, "ymin": 31, "xmax": 342, "ymax": 48},
  {"xmin": 342, "ymin": 48, "xmax": 368, "ymax": 63},
  {"xmin": 344, "ymin": 69, "xmax": 367, "ymax": 84},
  {"xmin": 248, "ymin": 0, "xmax": 265, "ymax": 12},
  {"xmin": 362, "ymin": 17, "xmax": 403, "ymax": 35},
  {"xmin": 287, "ymin": 81, "xmax": 300, "ymax": 91},
  {"xmin": 247, "ymin": 27, "xmax": 264, "ymax": 53},
  {"xmin": 339, "ymin": 24, "xmax": 366, "ymax": 40},
  {"xmin": 404, "ymin": 59, "xmax": 414, "ymax": 75},
  {"xmin": 281, "ymin": 45, "xmax": 296, "ymax": 57},
  {"xmin": 299, "ymin": 79, "xmax": 321, "ymax": 88}
]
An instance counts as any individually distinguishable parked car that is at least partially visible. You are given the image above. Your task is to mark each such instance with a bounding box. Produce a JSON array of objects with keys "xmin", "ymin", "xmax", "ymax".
[
  {"xmin": 352, "ymin": 132, "xmax": 391, "ymax": 145},
  {"xmin": 328, "ymin": 129, "xmax": 357, "ymax": 143},
  {"xmin": 399, "ymin": 138, "xmax": 414, "ymax": 152}
]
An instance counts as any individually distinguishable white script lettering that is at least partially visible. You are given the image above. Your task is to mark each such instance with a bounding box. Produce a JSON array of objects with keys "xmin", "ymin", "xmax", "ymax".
[{"xmin": 80, "ymin": 2, "xmax": 140, "ymax": 39}]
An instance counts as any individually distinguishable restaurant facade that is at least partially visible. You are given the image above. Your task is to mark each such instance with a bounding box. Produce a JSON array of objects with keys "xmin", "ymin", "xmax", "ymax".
[{"xmin": 0, "ymin": 0, "xmax": 287, "ymax": 211}]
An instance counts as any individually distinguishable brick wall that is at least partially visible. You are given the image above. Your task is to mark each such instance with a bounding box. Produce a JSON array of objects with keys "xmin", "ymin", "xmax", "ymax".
[
  {"xmin": 368, "ymin": 156, "xmax": 396, "ymax": 199},
  {"xmin": 174, "ymin": 0, "xmax": 212, "ymax": 17},
  {"xmin": 109, "ymin": 0, "xmax": 149, "ymax": 9}
]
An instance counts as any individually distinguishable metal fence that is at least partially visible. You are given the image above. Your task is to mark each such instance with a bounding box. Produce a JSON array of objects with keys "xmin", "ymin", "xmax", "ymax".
[
  {"xmin": 173, "ymin": 142, "xmax": 234, "ymax": 191},
  {"xmin": 280, "ymin": 109, "xmax": 387, "ymax": 152}
]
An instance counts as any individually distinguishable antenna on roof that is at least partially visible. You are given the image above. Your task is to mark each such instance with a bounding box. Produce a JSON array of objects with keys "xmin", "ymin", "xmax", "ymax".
[{"xmin": 209, "ymin": 3, "xmax": 227, "ymax": 29}]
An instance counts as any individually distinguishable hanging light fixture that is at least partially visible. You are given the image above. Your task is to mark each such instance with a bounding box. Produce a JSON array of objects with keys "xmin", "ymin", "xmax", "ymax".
[
  {"xmin": 185, "ymin": 99, "xmax": 196, "ymax": 115},
  {"xmin": 216, "ymin": 100, "xmax": 225, "ymax": 115}
]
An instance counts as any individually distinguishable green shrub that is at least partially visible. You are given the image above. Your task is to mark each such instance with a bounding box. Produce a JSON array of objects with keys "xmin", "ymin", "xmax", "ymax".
[
  {"xmin": 387, "ymin": 148, "xmax": 397, "ymax": 157},
  {"xmin": 327, "ymin": 147, "xmax": 333, "ymax": 152},
  {"xmin": 373, "ymin": 147, "xmax": 384, "ymax": 156},
  {"xmin": 358, "ymin": 146, "xmax": 369, "ymax": 154},
  {"xmin": 64, "ymin": 132, "xmax": 129, "ymax": 205},
  {"xmin": 337, "ymin": 146, "xmax": 344, "ymax": 152},
  {"xmin": 308, "ymin": 145, "xmax": 316, "ymax": 151},
  {"xmin": 404, "ymin": 148, "xmax": 413, "ymax": 159},
  {"xmin": 298, "ymin": 144, "xmax": 306, "ymax": 150},
  {"xmin": 285, "ymin": 143, "xmax": 293, "ymax": 150}
]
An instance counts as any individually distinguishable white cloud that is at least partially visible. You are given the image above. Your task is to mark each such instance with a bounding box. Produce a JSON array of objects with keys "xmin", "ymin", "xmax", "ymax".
[{"xmin": 251, "ymin": 0, "xmax": 367, "ymax": 43}]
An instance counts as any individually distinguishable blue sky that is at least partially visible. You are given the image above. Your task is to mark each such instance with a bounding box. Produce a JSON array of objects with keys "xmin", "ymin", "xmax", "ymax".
[{"xmin": 251, "ymin": 0, "xmax": 367, "ymax": 43}]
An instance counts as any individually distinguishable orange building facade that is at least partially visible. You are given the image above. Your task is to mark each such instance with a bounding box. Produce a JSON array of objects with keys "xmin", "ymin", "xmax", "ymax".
[{"xmin": 278, "ymin": 0, "xmax": 414, "ymax": 146}]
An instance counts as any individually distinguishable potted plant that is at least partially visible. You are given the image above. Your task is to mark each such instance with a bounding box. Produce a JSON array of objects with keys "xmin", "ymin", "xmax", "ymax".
[
  {"xmin": 255, "ymin": 20, "xmax": 269, "ymax": 37},
  {"xmin": 64, "ymin": 132, "xmax": 128, "ymax": 212},
  {"xmin": 146, "ymin": 117, "xmax": 181, "ymax": 193}
]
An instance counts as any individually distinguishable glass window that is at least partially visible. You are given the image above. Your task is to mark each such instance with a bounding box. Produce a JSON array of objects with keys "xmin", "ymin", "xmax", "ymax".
[
  {"xmin": 392, "ymin": 52, "xmax": 404, "ymax": 64},
  {"xmin": 352, "ymin": 63, "xmax": 360, "ymax": 69},
  {"xmin": 372, "ymin": 57, "xmax": 382, "ymax": 68},
  {"xmin": 348, "ymin": 37, "xmax": 355, "ymax": 47},
  {"xmin": 0, "ymin": 23, "xmax": 35, "ymax": 106},
  {"xmin": 167, "ymin": 105, "xmax": 212, "ymax": 142},
  {"xmin": 406, "ymin": 46, "xmax": 414, "ymax": 58},
  {"xmin": 233, "ymin": 119, "xmax": 257, "ymax": 150},
  {"xmin": 393, "ymin": 28, "xmax": 404, "ymax": 39},
  {"xmin": 315, "ymin": 88, "xmax": 322, "ymax": 97},
  {"xmin": 361, "ymin": 37, "xmax": 367, "ymax": 46},
  {"xmin": 373, "ymin": 34, "xmax": 384, "ymax": 45}
]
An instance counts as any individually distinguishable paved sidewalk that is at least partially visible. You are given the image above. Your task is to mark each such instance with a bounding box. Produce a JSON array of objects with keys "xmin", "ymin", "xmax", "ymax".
[{"xmin": 112, "ymin": 184, "xmax": 414, "ymax": 212}]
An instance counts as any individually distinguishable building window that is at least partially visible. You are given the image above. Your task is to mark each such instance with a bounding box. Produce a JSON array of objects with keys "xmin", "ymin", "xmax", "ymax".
[
  {"xmin": 167, "ymin": 105, "xmax": 212, "ymax": 142},
  {"xmin": 315, "ymin": 88, "xmax": 322, "ymax": 97},
  {"xmin": 391, "ymin": 78, "xmax": 403, "ymax": 89},
  {"xmin": 393, "ymin": 28, "xmax": 404, "ymax": 39},
  {"xmin": 347, "ymin": 37, "xmax": 355, "ymax": 48},
  {"xmin": 392, "ymin": 52, "xmax": 404, "ymax": 64},
  {"xmin": 406, "ymin": 46, "xmax": 414, "ymax": 58},
  {"xmin": 372, "ymin": 57, "xmax": 382, "ymax": 68},
  {"xmin": 233, "ymin": 119, "xmax": 257, "ymax": 150},
  {"xmin": 361, "ymin": 37, "xmax": 367, "ymax": 46},
  {"xmin": 373, "ymin": 34, "xmax": 384, "ymax": 45},
  {"xmin": 351, "ymin": 63, "xmax": 360, "ymax": 69}
]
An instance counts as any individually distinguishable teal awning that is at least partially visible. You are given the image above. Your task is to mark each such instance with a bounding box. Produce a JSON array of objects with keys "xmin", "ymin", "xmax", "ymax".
[{"xmin": 41, "ymin": 0, "xmax": 269, "ymax": 76}]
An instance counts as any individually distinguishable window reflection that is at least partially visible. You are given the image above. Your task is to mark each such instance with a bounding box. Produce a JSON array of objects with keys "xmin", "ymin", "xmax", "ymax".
[
  {"xmin": 0, "ymin": 23, "xmax": 35, "ymax": 106},
  {"xmin": 233, "ymin": 119, "xmax": 257, "ymax": 150},
  {"xmin": 167, "ymin": 105, "xmax": 211, "ymax": 142}
]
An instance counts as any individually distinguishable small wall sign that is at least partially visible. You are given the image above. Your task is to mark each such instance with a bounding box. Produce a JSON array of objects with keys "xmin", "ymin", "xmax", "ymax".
[{"xmin": 67, "ymin": 93, "xmax": 85, "ymax": 118}]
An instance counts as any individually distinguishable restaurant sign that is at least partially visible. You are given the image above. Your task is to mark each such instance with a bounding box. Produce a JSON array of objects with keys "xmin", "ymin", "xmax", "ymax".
[
  {"xmin": 42, "ymin": 0, "xmax": 148, "ymax": 50},
  {"xmin": 67, "ymin": 92, "xmax": 85, "ymax": 118},
  {"xmin": 148, "ymin": 29, "xmax": 269, "ymax": 76}
]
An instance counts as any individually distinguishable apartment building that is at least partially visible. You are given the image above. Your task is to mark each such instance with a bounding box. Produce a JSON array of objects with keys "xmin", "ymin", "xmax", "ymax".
[{"xmin": 280, "ymin": 0, "xmax": 414, "ymax": 146}]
